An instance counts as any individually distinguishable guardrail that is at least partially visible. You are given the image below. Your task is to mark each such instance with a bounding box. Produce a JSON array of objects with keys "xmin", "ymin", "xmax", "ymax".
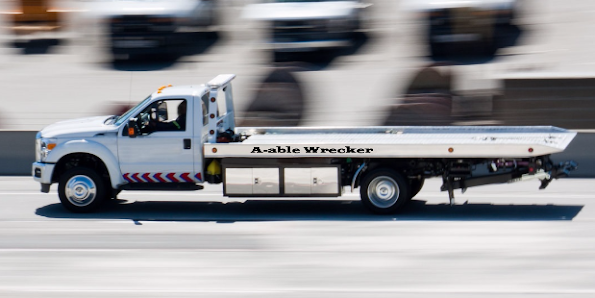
[
  {"xmin": 1, "ymin": 130, "xmax": 593, "ymax": 177},
  {"xmin": 0, "ymin": 131, "xmax": 37, "ymax": 176}
]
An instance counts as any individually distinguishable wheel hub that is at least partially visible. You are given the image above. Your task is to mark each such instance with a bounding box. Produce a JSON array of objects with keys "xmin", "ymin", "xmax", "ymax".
[
  {"xmin": 375, "ymin": 181, "xmax": 395, "ymax": 200},
  {"xmin": 368, "ymin": 176, "xmax": 400, "ymax": 208},
  {"xmin": 65, "ymin": 175, "xmax": 97, "ymax": 207}
]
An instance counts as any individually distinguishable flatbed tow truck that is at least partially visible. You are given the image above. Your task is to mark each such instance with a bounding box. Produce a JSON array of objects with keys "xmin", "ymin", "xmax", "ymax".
[{"xmin": 32, "ymin": 74, "xmax": 577, "ymax": 214}]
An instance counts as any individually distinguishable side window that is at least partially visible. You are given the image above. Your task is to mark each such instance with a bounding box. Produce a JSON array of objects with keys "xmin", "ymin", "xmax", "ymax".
[
  {"xmin": 201, "ymin": 93, "xmax": 209, "ymax": 125},
  {"xmin": 137, "ymin": 99, "xmax": 187, "ymax": 133}
]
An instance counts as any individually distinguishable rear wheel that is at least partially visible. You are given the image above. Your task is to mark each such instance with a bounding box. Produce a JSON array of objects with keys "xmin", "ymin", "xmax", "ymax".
[
  {"xmin": 58, "ymin": 167, "xmax": 107, "ymax": 213},
  {"xmin": 360, "ymin": 169, "xmax": 410, "ymax": 214}
]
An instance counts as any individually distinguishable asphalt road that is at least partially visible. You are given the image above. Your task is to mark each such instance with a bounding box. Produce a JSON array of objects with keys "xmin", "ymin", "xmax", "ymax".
[{"xmin": 1, "ymin": 176, "xmax": 594, "ymax": 297}]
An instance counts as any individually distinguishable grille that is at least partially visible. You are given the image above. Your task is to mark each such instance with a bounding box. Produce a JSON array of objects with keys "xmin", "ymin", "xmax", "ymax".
[
  {"xmin": 110, "ymin": 15, "xmax": 174, "ymax": 34},
  {"xmin": 272, "ymin": 20, "xmax": 328, "ymax": 42}
]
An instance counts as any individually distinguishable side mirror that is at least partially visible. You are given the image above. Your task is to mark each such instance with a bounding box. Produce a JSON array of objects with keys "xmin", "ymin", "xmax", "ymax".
[{"xmin": 128, "ymin": 118, "xmax": 140, "ymax": 138}]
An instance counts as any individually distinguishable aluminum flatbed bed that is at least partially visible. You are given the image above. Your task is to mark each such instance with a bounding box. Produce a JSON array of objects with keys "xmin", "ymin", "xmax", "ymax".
[{"xmin": 204, "ymin": 126, "xmax": 577, "ymax": 158}]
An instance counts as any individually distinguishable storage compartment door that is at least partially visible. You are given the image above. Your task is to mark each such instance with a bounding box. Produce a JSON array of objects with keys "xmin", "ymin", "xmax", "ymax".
[
  {"xmin": 284, "ymin": 168, "xmax": 311, "ymax": 194},
  {"xmin": 225, "ymin": 168, "xmax": 253, "ymax": 194},
  {"xmin": 252, "ymin": 168, "xmax": 280, "ymax": 194},
  {"xmin": 311, "ymin": 167, "xmax": 340, "ymax": 195}
]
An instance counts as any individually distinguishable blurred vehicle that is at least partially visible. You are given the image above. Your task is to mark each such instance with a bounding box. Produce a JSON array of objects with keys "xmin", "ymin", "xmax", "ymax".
[
  {"xmin": 405, "ymin": 0, "xmax": 518, "ymax": 57},
  {"xmin": 84, "ymin": 0, "xmax": 217, "ymax": 59},
  {"xmin": 238, "ymin": 68, "xmax": 305, "ymax": 126},
  {"xmin": 243, "ymin": 0, "xmax": 368, "ymax": 61},
  {"xmin": 3, "ymin": 0, "xmax": 61, "ymax": 37},
  {"xmin": 384, "ymin": 64, "xmax": 454, "ymax": 126}
]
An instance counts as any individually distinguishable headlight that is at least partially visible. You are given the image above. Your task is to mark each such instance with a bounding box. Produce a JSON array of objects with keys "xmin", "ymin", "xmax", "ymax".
[
  {"xmin": 37, "ymin": 137, "xmax": 57, "ymax": 162},
  {"xmin": 35, "ymin": 138, "xmax": 41, "ymax": 162}
]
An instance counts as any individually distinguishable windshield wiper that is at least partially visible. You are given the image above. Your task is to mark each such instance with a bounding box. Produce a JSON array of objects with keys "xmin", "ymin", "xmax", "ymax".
[{"xmin": 104, "ymin": 115, "xmax": 118, "ymax": 125}]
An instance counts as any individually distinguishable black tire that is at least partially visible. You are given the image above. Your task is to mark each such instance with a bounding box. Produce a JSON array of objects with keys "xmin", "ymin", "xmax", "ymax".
[
  {"xmin": 409, "ymin": 178, "xmax": 425, "ymax": 200},
  {"xmin": 360, "ymin": 169, "xmax": 410, "ymax": 214},
  {"xmin": 58, "ymin": 167, "xmax": 107, "ymax": 213}
]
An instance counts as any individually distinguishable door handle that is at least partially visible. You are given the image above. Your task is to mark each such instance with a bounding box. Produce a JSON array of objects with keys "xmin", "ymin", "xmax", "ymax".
[{"xmin": 183, "ymin": 139, "xmax": 191, "ymax": 149}]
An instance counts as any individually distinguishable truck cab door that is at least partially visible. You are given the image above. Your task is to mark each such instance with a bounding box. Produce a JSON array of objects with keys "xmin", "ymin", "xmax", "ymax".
[{"xmin": 118, "ymin": 98, "xmax": 199, "ymax": 184}]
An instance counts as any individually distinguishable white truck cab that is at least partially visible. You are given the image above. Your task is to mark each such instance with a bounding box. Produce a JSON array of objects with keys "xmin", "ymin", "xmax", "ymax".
[
  {"xmin": 33, "ymin": 74, "xmax": 235, "ymax": 212},
  {"xmin": 33, "ymin": 74, "xmax": 577, "ymax": 215}
]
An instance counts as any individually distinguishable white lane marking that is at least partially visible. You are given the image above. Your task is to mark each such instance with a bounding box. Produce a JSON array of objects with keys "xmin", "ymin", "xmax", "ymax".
[
  {"xmin": 0, "ymin": 192, "xmax": 228, "ymax": 196},
  {"xmin": 0, "ymin": 248, "xmax": 266, "ymax": 252},
  {"xmin": 0, "ymin": 193, "xmax": 57, "ymax": 196},
  {"xmin": 0, "ymin": 288, "xmax": 279, "ymax": 294},
  {"xmin": 1, "ymin": 287, "xmax": 595, "ymax": 294}
]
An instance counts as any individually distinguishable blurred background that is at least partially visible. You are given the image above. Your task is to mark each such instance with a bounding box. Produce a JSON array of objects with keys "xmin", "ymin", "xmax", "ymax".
[
  {"xmin": 2, "ymin": 3, "xmax": 595, "ymax": 296},
  {"xmin": 1, "ymin": 0, "xmax": 595, "ymax": 131}
]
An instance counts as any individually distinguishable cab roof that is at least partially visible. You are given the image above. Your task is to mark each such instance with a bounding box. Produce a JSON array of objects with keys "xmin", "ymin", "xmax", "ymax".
[{"xmin": 151, "ymin": 84, "xmax": 209, "ymax": 99}]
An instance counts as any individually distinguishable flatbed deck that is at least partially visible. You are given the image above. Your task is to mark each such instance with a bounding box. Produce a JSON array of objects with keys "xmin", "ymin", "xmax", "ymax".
[{"xmin": 204, "ymin": 126, "xmax": 577, "ymax": 158}]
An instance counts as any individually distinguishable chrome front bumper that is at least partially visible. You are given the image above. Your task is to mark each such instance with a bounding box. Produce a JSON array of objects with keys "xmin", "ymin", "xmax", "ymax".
[
  {"xmin": 267, "ymin": 40, "xmax": 352, "ymax": 51},
  {"xmin": 32, "ymin": 162, "xmax": 55, "ymax": 192}
]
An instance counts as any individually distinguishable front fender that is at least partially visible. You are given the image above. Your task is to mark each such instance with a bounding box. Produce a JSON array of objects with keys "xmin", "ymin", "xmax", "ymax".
[{"xmin": 47, "ymin": 139, "xmax": 124, "ymax": 189}]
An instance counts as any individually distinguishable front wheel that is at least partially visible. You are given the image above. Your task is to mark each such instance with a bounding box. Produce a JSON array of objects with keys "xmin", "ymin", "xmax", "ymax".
[
  {"xmin": 58, "ymin": 167, "xmax": 107, "ymax": 213},
  {"xmin": 360, "ymin": 169, "xmax": 410, "ymax": 214}
]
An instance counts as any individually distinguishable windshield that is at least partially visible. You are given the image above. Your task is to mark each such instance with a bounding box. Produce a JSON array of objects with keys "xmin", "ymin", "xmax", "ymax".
[{"xmin": 114, "ymin": 95, "xmax": 152, "ymax": 125}]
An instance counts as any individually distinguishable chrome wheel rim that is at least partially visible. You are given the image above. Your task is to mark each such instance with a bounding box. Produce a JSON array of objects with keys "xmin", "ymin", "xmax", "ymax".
[
  {"xmin": 367, "ymin": 176, "xmax": 400, "ymax": 209},
  {"xmin": 65, "ymin": 175, "xmax": 96, "ymax": 207}
]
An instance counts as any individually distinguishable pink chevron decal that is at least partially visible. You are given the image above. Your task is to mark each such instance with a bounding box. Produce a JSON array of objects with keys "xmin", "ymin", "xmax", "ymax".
[
  {"xmin": 153, "ymin": 173, "xmax": 166, "ymax": 183},
  {"xmin": 180, "ymin": 173, "xmax": 193, "ymax": 182},
  {"xmin": 142, "ymin": 173, "xmax": 153, "ymax": 183},
  {"xmin": 131, "ymin": 173, "xmax": 143, "ymax": 183},
  {"xmin": 166, "ymin": 173, "xmax": 178, "ymax": 183},
  {"xmin": 123, "ymin": 173, "xmax": 134, "ymax": 183},
  {"xmin": 195, "ymin": 173, "xmax": 202, "ymax": 182}
]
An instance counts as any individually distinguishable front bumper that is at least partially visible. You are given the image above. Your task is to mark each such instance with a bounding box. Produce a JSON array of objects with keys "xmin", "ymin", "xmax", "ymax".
[
  {"xmin": 267, "ymin": 40, "xmax": 351, "ymax": 52},
  {"xmin": 32, "ymin": 162, "xmax": 55, "ymax": 192},
  {"xmin": 110, "ymin": 33, "xmax": 185, "ymax": 55},
  {"xmin": 431, "ymin": 33, "xmax": 482, "ymax": 43},
  {"xmin": 12, "ymin": 24, "xmax": 61, "ymax": 35}
]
